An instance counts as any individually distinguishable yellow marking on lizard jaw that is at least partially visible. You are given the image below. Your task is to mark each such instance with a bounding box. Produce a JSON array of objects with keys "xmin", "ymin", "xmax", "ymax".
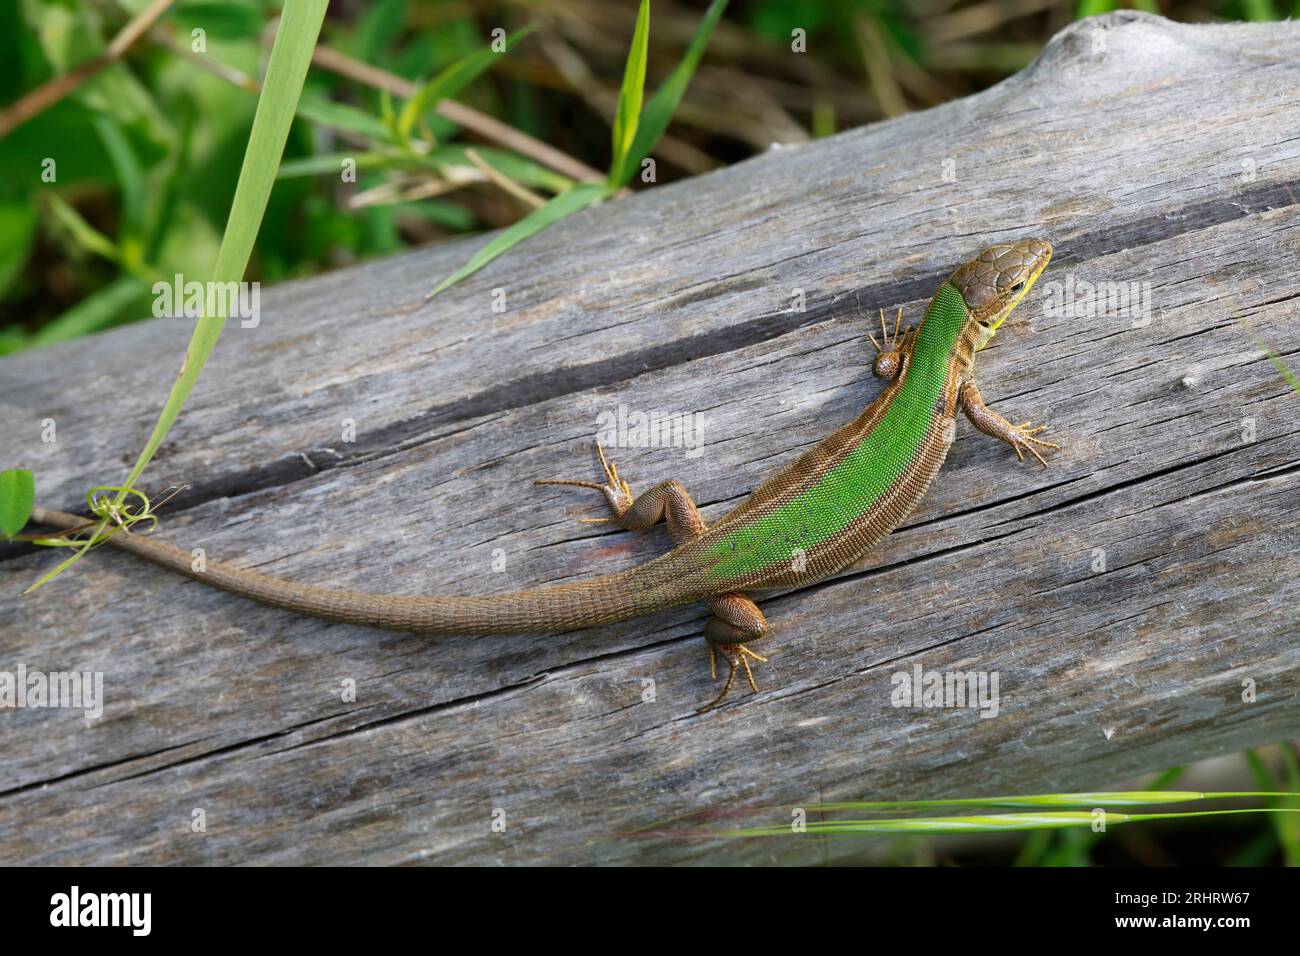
[{"xmin": 988, "ymin": 256, "xmax": 1050, "ymax": 336}]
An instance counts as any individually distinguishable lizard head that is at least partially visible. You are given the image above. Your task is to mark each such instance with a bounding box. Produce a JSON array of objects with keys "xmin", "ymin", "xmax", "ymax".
[{"xmin": 949, "ymin": 239, "xmax": 1052, "ymax": 350}]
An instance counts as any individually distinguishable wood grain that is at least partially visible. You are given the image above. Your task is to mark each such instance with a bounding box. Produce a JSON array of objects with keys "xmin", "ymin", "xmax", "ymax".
[{"xmin": 1, "ymin": 12, "xmax": 1297, "ymax": 864}]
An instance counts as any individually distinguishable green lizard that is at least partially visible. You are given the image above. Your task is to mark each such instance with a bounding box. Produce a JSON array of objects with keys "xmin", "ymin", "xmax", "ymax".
[{"xmin": 30, "ymin": 239, "xmax": 1058, "ymax": 712}]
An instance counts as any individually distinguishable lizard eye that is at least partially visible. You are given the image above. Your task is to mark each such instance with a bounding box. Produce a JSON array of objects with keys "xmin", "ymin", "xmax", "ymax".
[{"xmin": 1009, "ymin": 280, "xmax": 1025, "ymax": 294}]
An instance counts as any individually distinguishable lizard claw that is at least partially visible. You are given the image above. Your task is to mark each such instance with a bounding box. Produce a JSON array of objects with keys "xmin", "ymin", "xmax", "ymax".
[
  {"xmin": 535, "ymin": 442, "xmax": 635, "ymax": 519},
  {"xmin": 1009, "ymin": 422, "xmax": 1060, "ymax": 468},
  {"xmin": 699, "ymin": 643, "xmax": 768, "ymax": 713}
]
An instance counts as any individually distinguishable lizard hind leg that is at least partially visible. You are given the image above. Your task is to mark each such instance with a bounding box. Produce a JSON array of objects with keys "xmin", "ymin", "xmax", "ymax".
[
  {"xmin": 699, "ymin": 594, "xmax": 770, "ymax": 714},
  {"xmin": 535, "ymin": 442, "xmax": 768, "ymax": 713},
  {"xmin": 535, "ymin": 443, "xmax": 708, "ymax": 543}
]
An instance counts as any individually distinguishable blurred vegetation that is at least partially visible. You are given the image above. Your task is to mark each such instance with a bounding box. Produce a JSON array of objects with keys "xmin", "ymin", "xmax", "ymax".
[
  {"xmin": 931, "ymin": 746, "xmax": 1300, "ymax": 866},
  {"xmin": 2, "ymin": 0, "xmax": 1296, "ymax": 352}
]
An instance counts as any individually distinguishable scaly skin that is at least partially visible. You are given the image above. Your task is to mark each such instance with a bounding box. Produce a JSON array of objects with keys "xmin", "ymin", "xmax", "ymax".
[{"xmin": 30, "ymin": 239, "xmax": 1058, "ymax": 712}]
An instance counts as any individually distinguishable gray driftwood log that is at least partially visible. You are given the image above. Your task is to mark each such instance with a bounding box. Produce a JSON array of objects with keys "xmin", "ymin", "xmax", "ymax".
[{"xmin": 2, "ymin": 12, "xmax": 1298, "ymax": 865}]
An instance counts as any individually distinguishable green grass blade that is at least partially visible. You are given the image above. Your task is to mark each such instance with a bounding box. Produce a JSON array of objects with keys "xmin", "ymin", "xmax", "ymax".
[
  {"xmin": 1240, "ymin": 0, "xmax": 1278, "ymax": 20},
  {"xmin": 280, "ymin": 145, "xmax": 574, "ymax": 194},
  {"xmin": 48, "ymin": 191, "xmax": 157, "ymax": 284},
  {"xmin": 396, "ymin": 24, "xmax": 537, "ymax": 141},
  {"xmin": 47, "ymin": 193, "xmax": 121, "ymax": 264},
  {"xmin": 30, "ymin": 275, "xmax": 145, "ymax": 348},
  {"xmin": 26, "ymin": 1, "xmax": 329, "ymax": 590},
  {"xmin": 1240, "ymin": 322, "xmax": 1300, "ymax": 395},
  {"xmin": 277, "ymin": 151, "xmax": 398, "ymax": 178},
  {"xmin": 1244, "ymin": 748, "xmax": 1273, "ymax": 790},
  {"xmin": 114, "ymin": 1, "xmax": 329, "ymax": 502},
  {"xmin": 804, "ymin": 790, "xmax": 1300, "ymax": 811},
  {"xmin": 0, "ymin": 468, "xmax": 35, "ymax": 537},
  {"xmin": 296, "ymin": 96, "xmax": 392, "ymax": 142},
  {"xmin": 421, "ymin": 144, "xmax": 573, "ymax": 193},
  {"xmin": 725, "ymin": 808, "xmax": 1300, "ymax": 838},
  {"xmin": 92, "ymin": 115, "xmax": 146, "ymax": 243},
  {"xmin": 1076, "ymin": 0, "xmax": 1116, "ymax": 16},
  {"xmin": 1146, "ymin": 765, "xmax": 1187, "ymax": 791},
  {"xmin": 607, "ymin": 0, "xmax": 650, "ymax": 188},
  {"xmin": 618, "ymin": 0, "xmax": 728, "ymax": 188},
  {"xmin": 1275, "ymin": 746, "xmax": 1300, "ymax": 865},
  {"xmin": 426, "ymin": 181, "xmax": 608, "ymax": 299},
  {"xmin": 0, "ymin": 197, "xmax": 38, "ymax": 300}
]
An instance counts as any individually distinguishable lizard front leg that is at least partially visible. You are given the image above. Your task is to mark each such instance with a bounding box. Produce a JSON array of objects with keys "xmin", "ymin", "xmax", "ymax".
[
  {"xmin": 536, "ymin": 443, "xmax": 769, "ymax": 711},
  {"xmin": 868, "ymin": 306, "xmax": 914, "ymax": 382},
  {"xmin": 958, "ymin": 380, "xmax": 1060, "ymax": 467}
]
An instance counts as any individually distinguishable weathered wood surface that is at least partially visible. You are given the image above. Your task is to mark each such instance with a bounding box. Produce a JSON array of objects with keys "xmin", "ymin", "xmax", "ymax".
[{"xmin": 2, "ymin": 12, "xmax": 1298, "ymax": 865}]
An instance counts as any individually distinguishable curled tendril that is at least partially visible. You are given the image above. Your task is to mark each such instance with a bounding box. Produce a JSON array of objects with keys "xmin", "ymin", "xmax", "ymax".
[
  {"xmin": 35, "ymin": 484, "xmax": 188, "ymax": 551},
  {"xmin": 24, "ymin": 484, "xmax": 189, "ymax": 594}
]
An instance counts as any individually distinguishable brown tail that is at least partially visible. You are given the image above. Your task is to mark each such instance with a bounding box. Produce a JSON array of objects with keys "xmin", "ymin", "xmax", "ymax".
[{"xmin": 30, "ymin": 507, "xmax": 681, "ymax": 634}]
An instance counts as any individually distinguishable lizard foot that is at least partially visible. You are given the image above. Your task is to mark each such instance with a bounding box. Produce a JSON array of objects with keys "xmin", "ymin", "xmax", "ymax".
[
  {"xmin": 698, "ymin": 643, "xmax": 768, "ymax": 714},
  {"xmin": 868, "ymin": 307, "xmax": 914, "ymax": 381},
  {"xmin": 534, "ymin": 441, "xmax": 634, "ymax": 523},
  {"xmin": 1007, "ymin": 422, "xmax": 1061, "ymax": 468}
]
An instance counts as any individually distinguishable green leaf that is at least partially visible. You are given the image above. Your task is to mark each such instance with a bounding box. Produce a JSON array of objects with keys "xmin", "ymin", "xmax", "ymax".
[
  {"xmin": 47, "ymin": 191, "xmax": 158, "ymax": 285},
  {"xmin": 396, "ymin": 198, "xmax": 476, "ymax": 231},
  {"xmin": 277, "ymin": 152, "xmax": 395, "ymax": 179},
  {"xmin": 27, "ymin": 1, "xmax": 101, "ymax": 73},
  {"xmin": 396, "ymin": 24, "xmax": 538, "ymax": 142},
  {"xmin": 1240, "ymin": 0, "xmax": 1279, "ymax": 20},
  {"xmin": 30, "ymin": 275, "xmax": 146, "ymax": 348},
  {"xmin": 608, "ymin": 0, "xmax": 650, "ymax": 188},
  {"xmin": 427, "ymin": 181, "xmax": 609, "ymax": 298},
  {"xmin": 0, "ymin": 325, "xmax": 30, "ymax": 356},
  {"xmin": 26, "ymin": 2, "xmax": 171, "ymax": 145},
  {"xmin": 279, "ymin": 145, "xmax": 572, "ymax": 195},
  {"xmin": 92, "ymin": 115, "xmax": 146, "ymax": 245},
  {"xmin": 422, "ymin": 144, "xmax": 572, "ymax": 193},
  {"xmin": 1275, "ymin": 746, "xmax": 1300, "ymax": 865},
  {"xmin": 1075, "ymin": 0, "xmax": 1117, "ymax": 16},
  {"xmin": 379, "ymin": 87, "xmax": 401, "ymax": 143},
  {"xmin": 0, "ymin": 468, "xmax": 35, "ymax": 538},
  {"xmin": 354, "ymin": 0, "xmax": 409, "ymax": 63},
  {"xmin": 618, "ymin": 0, "xmax": 728, "ymax": 187},
  {"xmin": 296, "ymin": 96, "xmax": 392, "ymax": 142},
  {"xmin": 47, "ymin": 193, "xmax": 120, "ymax": 263},
  {"xmin": 0, "ymin": 196, "xmax": 37, "ymax": 298}
]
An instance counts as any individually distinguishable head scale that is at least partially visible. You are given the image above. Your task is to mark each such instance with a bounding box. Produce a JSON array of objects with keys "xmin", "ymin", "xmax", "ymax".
[{"xmin": 949, "ymin": 239, "xmax": 1052, "ymax": 350}]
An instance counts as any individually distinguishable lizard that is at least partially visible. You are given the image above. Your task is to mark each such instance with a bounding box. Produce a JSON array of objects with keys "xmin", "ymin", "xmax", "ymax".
[{"xmin": 29, "ymin": 239, "xmax": 1059, "ymax": 713}]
